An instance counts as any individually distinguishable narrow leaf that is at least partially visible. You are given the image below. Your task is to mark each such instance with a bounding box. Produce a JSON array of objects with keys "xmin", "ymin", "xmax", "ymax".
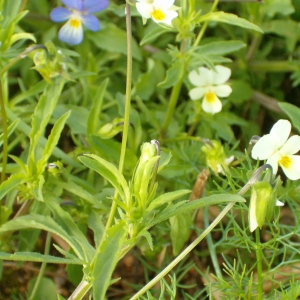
[
  {"xmin": 87, "ymin": 78, "xmax": 109, "ymax": 135},
  {"xmin": 78, "ymin": 154, "xmax": 130, "ymax": 204},
  {"xmin": 0, "ymin": 252, "xmax": 83, "ymax": 264},
  {"xmin": 158, "ymin": 59, "xmax": 184, "ymax": 89},
  {"xmin": 198, "ymin": 12, "xmax": 263, "ymax": 33},
  {"xmin": 146, "ymin": 189, "xmax": 191, "ymax": 212},
  {"xmin": 93, "ymin": 221, "xmax": 126, "ymax": 300},
  {"xmin": 0, "ymin": 173, "xmax": 25, "ymax": 200}
]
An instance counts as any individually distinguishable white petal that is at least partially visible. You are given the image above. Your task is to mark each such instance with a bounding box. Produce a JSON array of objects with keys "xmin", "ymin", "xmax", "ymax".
[
  {"xmin": 275, "ymin": 199, "xmax": 284, "ymax": 206},
  {"xmin": 157, "ymin": 10, "xmax": 178, "ymax": 25},
  {"xmin": 202, "ymin": 93, "xmax": 222, "ymax": 114},
  {"xmin": 269, "ymin": 119, "xmax": 291, "ymax": 149},
  {"xmin": 213, "ymin": 84, "xmax": 232, "ymax": 98},
  {"xmin": 251, "ymin": 135, "xmax": 279, "ymax": 160},
  {"xmin": 225, "ymin": 155, "xmax": 234, "ymax": 165},
  {"xmin": 280, "ymin": 135, "xmax": 300, "ymax": 155},
  {"xmin": 153, "ymin": 0, "xmax": 174, "ymax": 10},
  {"xmin": 136, "ymin": 2, "xmax": 153, "ymax": 18},
  {"xmin": 189, "ymin": 87, "xmax": 206, "ymax": 100},
  {"xmin": 266, "ymin": 153, "xmax": 280, "ymax": 174},
  {"xmin": 212, "ymin": 65, "xmax": 231, "ymax": 85},
  {"xmin": 280, "ymin": 155, "xmax": 300, "ymax": 180},
  {"xmin": 188, "ymin": 67, "xmax": 213, "ymax": 87}
]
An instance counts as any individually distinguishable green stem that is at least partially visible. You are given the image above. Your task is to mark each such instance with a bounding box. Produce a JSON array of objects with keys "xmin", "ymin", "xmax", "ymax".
[
  {"xmin": 160, "ymin": 78, "xmax": 183, "ymax": 138},
  {"xmin": 67, "ymin": 4, "xmax": 133, "ymax": 300},
  {"xmin": 28, "ymin": 232, "xmax": 51, "ymax": 300},
  {"xmin": 255, "ymin": 228, "xmax": 263, "ymax": 299},
  {"xmin": 102, "ymin": 1, "xmax": 133, "ymax": 232},
  {"xmin": 204, "ymin": 206, "xmax": 222, "ymax": 278},
  {"xmin": 0, "ymin": 77, "xmax": 8, "ymax": 183},
  {"xmin": 193, "ymin": 0, "xmax": 219, "ymax": 47},
  {"xmin": 130, "ymin": 201, "xmax": 236, "ymax": 300}
]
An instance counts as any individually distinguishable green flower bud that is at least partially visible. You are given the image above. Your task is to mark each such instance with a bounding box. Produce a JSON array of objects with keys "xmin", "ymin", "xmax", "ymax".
[
  {"xmin": 249, "ymin": 181, "xmax": 273, "ymax": 232},
  {"xmin": 201, "ymin": 140, "xmax": 234, "ymax": 175},
  {"xmin": 97, "ymin": 118, "xmax": 124, "ymax": 139}
]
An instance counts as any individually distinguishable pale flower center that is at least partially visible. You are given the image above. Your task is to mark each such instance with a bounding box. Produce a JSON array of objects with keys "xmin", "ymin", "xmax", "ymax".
[
  {"xmin": 151, "ymin": 9, "xmax": 165, "ymax": 21},
  {"xmin": 70, "ymin": 17, "xmax": 81, "ymax": 28},
  {"xmin": 279, "ymin": 155, "xmax": 292, "ymax": 168},
  {"xmin": 205, "ymin": 91, "xmax": 216, "ymax": 103}
]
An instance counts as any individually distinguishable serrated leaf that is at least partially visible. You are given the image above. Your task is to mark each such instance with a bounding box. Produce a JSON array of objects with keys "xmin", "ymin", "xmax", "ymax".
[
  {"xmin": 92, "ymin": 221, "xmax": 126, "ymax": 300},
  {"xmin": 198, "ymin": 12, "xmax": 263, "ymax": 33}
]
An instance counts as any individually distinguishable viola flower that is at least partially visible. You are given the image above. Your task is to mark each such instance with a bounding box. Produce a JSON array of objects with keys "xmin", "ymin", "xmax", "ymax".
[
  {"xmin": 251, "ymin": 119, "xmax": 300, "ymax": 180},
  {"xmin": 188, "ymin": 65, "xmax": 232, "ymax": 114},
  {"xmin": 50, "ymin": 0, "xmax": 108, "ymax": 45},
  {"xmin": 136, "ymin": 0, "xmax": 179, "ymax": 26}
]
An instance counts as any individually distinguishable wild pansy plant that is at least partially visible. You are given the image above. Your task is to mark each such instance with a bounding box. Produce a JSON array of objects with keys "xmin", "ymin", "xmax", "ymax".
[
  {"xmin": 136, "ymin": 0, "xmax": 179, "ymax": 25},
  {"xmin": 251, "ymin": 119, "xmax": 300, "ymax": 180},
  {"xmin": 50, "ymin": 0, "xmax": 108, "ymax": 45},
  {"xmin": 188, "ymin": 65, "xmax": 232, "ymax": 114}
]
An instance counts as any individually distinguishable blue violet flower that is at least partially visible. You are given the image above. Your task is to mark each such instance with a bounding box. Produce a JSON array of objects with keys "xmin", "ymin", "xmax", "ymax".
[{"xmin": 50, "ymin": 0, "xmax": 108, "ymax": 45}]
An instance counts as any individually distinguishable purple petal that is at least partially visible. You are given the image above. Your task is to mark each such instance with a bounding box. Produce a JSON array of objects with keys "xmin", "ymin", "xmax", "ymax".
[
  {"xmin": 82, "ymin": 15, "xmax": 100, "ymax": 31},
  {"xmin": 50, "ymin": 7, "xmax": 72, "ymax": 22},
  {"xmin": 61, "ymin": 0, "xmax": 83, "ymax": 10},
  {"xmin": 82, "ymin": 0, "xmax": 109, "ymax": 13},
  {"xmin": 58, "ymin": 19, "xmax": 83, "ymax": 45}
]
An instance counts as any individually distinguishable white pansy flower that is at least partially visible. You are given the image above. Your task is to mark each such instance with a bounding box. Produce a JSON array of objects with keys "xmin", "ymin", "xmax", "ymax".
[
  {"xmin": 136, "ymin": 0, "xmax": 179, "ymax": 25},
  {"xmin": 188, "ymin": 65, "xmax": 232, "ymax": 114},
  {"xmin": 251, "ymin": 119, "xmax": 300, "ymax": 180}
]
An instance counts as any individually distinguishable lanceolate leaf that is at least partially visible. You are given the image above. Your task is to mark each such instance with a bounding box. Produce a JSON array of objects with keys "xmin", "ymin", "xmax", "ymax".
[
  {"xmin": 0, "ymin": 214, "xmax": 88, "ymax": 262},
  {"xmin": 197, "ymin": 12, "xmax": 263, "ymax": 33},
  {"xmin": 78, "ymin": 154, "xmax": 130, "ymax": 205},
  {"xmin": 92, "ymin": 221, "xmax": 126, "ymax": 300},
  {"xmin": 0, "ymin": 173, "xmax": 25, "ymax": 200},
  {"xmin": 148, "ymin": 194, "xmax": 245, "ymax": 228},
  {"xmin": 0, "ymin": 252, "xmax": 83, "ymax": 264},
  {"xmin": 278, "ymin": 102, "xmax": 300, "ymax": 133},
  {"xmin": 146, "ymin": 189, "xmax": 191, "ymax": 212},
  {"xmin": 37, "ymin": 110, "xmax": 71, "ymax": 172}
]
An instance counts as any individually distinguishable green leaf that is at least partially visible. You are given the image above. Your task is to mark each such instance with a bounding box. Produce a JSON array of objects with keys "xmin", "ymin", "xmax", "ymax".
[
  {"xmin": 78, "ymin": 154, "xmax": 130, "ymax": 205},
  {"xmin": 0, "ymin": 119, "xmax": 19, "ymax": 147},
  {"xmin": 170, "ymin": 212, "xmax": 192, "ymax": 256},
  {"xmin": 140, "ymin": 25, "xmax": 170, "ymax": 46},
  {"xmin": 6, "ymin": 107, "xmax": 82, "ymax": 168},
  {"xmin": 146, "ymin": 189, "xmax": 191, "ymax": 212},
  {"xmin": 0, "ymin": 251, "xmax": 83, "ymax": 264},
  {"xmin": 278, "ymin": 103, "xmax": 300, "ymax": 133},
  {"xmin": 45, "ymin": 200, "xmax": 95, "ymax": 262},
  {"xmin": 0, "ymin": 214, "xmax": 88, "ymax": 262},
  {"xmin": 37, "ymin": 111, "xmax": 71, "ymax": 173},
  {"xmin": 158, "ymin": 59, "xmax": 184, "ymax": 89},
  {"xmin": 29, "ymin": 81, "xmax": 65, "ymax": 155},
  {"xmin": 148, "ymin": 194, "xmax": 245, "ymax": 228},
  {"xmin": 92, "ymin": 221, "xmax": 126, "ymax": 300},
  {"xmin": 28, "ymin": 277, "xmax": 57, "ymax": 300},
  {"xmin": 89, "ymin": 23, "xmax": 142, "ymax": 61},
  {"xmin": 87, "ymin": 78, "xmax": 109, "ymax": 135},
  {"xmin": 195, "ymin": 40, "xmax": 246, "ymax": 56},
  {"xmin": 0, "ymin": 173, "xmax": 25, "ymax": 200},
  {"xmin": 198, "ymin": 12, "xmax": 263, "ymax": 33},
  {"xmin": 264, "ymin": 0, "xmax": 295, "ymax": 18}
]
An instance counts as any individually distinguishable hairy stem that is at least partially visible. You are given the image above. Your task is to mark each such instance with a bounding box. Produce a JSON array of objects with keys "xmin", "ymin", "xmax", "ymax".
[{"xmin": 255, "ymin": 228, "xmax": 263, "ymax": 299}]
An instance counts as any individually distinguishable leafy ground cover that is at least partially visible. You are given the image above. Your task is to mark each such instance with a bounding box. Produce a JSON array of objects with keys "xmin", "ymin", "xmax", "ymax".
[{"xmin": 1, "ymin": 0, "xmax": 300, "ymax": 299}]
